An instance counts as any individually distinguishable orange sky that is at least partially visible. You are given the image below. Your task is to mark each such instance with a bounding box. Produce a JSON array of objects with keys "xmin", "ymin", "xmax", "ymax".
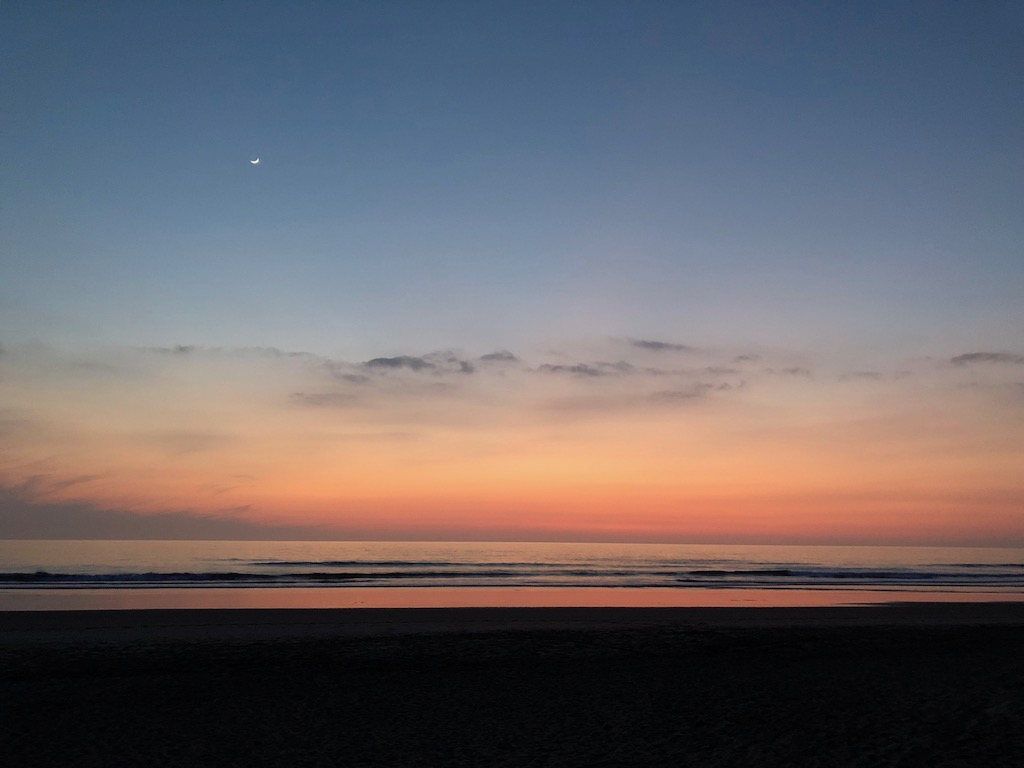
[{"xmin": 1, "ymin": 341, "xmax": 1021, "ymax": 544}]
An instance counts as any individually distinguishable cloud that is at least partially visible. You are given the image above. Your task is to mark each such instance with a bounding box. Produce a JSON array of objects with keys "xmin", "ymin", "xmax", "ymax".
[
  {"xmin": 951, "ymin": 352, "xmax": 1024, "ymax": 366},
  {"xmin": 246, "ymin": 346, "xmax": 322, "ymax": 361},
  {"xmin": 598, "ymin": 361, "xmax": 635, "ymax": 374},
  {"xmin": 769, "ymin": 367, "xmax": 812, "ymax": 378},
  {"xmin": 537, "ymin": 363, "xmax": 608, "ymax": 377},
  {"xmin": 365, "ymin": 355, "xmax": 435, "ymax": 371},
  {"xmin": 628, "ymin": 339, "xmax": 692, "ymax": 352},
  {"xmin": 147, "ymin": 343, "xmax": 299, "ymax": 359},
  {"xmin": 48, "ymin": 474, "xmax": 104, "ymax": 491},
  {"xmin": 290, "ymin": 392, "xmax": 362, "ymax": 408},
  {"xmin": 338, "ymin": 373, "xmax": 371, "ymax": 384},
  {"xmin": 541, "ymin": 381, "xmax": 722, "ymax": 415},
  {"xmin": 648, "ymin": 384, "xmax": 718, "ymax": 402},
  {"xmin": 321, "ymin": 360, "xmax": 371, "ymax": 383},
  {"xmin": 839, "ymin": 371, "xmax": 884, "ymax": 381},
  {"xmin": 148, "ymin": 344, "xmax": 197, "ymax": 355},
  {"xmin": 7, "ymin": 474, "xmax": 101, "ymax": 499},
  {"xmin": 479, "ymin": 350, "xmax": 519, "ymax": 363},
  {"xmin": 362, "ymin": 352, "xmax": 475, "ymax": 374},
  {"xmin": 0, "ymin": 483, "xmax": 330, "ymax": 540},
  {"xmin": 536, "ymin": 360, "xmax": 642, "ymax": 377},
  {"xmin": 422, "ymin": 351, "xmax": 475, "ymax": 374}
]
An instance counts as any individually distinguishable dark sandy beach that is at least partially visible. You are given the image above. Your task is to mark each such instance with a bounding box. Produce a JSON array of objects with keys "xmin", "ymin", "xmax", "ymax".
[{"xmin": 3, "ymin": 603, "xmax": 1023, "ymax": 767}]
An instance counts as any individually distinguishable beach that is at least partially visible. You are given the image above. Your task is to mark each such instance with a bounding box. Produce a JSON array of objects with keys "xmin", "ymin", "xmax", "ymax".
[{"xmin": 2, "ymin": 602, "xmax": 1023, "ymax": 767}]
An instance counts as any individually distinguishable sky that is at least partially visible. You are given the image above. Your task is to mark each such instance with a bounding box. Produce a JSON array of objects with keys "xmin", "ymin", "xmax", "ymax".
[{"xmin": 1, "ymin": 1, "xmax": 1022, "ymax": 544}]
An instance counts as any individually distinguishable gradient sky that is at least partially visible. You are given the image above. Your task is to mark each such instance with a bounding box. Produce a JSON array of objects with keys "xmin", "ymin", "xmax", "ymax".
[{"xmin": 1, "ymin": 1, "xmax": 1022, "ymax": 544}]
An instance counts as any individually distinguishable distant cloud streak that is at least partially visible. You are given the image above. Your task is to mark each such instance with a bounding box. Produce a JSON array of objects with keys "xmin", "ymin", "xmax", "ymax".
[
  {"xmin": 628, "ymin": 339, "xmax": 692, "ymax": 352},
  {"xmin": 951, "ymin": 352, "xmax": 1024, "ymax": 366},
  {"xmin": 0, "ymin": 483, "xmax": 330, "ymax": 540},
  {"xmin": 290, "ymin": 392, "xmax": 363, "ymax": 408},
  {"xmin": 479, "ymin": 350, "xmax": 519, "ymax": 363},
  {"xmin": 365, "ymin": 355, "xmax": 435, "ymax": 371}
]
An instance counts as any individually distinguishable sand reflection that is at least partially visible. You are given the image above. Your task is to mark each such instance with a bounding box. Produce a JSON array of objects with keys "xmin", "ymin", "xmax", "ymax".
[{"xmin": 2, "ymin": 585, "xmax": 1019, "ymax": 611}]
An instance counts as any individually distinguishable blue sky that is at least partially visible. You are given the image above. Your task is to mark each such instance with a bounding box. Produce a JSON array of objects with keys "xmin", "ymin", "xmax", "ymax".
[{"xmin": 3, "ymin": 0, "xmax": 1021, "ymax": 361}]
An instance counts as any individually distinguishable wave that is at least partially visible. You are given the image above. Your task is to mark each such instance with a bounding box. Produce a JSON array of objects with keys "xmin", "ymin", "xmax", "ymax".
[
  {"xmin": 248, "ymin": 560, "xmax": 471, "ymax": 568},
  {"xmin": 686, "ymin": 569, "xmax": 794, "ymax": 577},
  {"xmin": 3, "ymin": 562, "xmax": 1024, "ymax": 590},
  {"xmin": 0, "ymin": 570, "xmax": 543, "ymax": 585},
  {"xmin": 683, "ymin": 569, "xmax": 969, "ymax": 581},
  {"xmin": 676, "ymin": 566, "xmax": 1024, "ymax": 587},
  {"xmin": 935, "ymin": 563, "xmax": 1024, "ymax": 569}
]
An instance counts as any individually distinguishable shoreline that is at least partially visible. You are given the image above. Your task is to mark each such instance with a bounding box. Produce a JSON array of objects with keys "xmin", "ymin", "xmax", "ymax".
[
  {"xmin": 2, "ymin": 583, "xmax": 1021, "ymax": 612},
  {"xmin": 2, "ymin": 600, "xmax": 1023, "ymax": 645}
]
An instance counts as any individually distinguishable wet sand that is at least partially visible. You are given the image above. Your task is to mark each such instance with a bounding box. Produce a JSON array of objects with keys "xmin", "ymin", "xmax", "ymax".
[{"xmin": 3, "ymin": 603, "xmax": 1023, "ymax": 766}]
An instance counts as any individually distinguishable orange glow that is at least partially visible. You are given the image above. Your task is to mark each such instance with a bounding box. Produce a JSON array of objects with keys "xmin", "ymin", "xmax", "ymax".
[{"xmin": 1, "ymin": 343, "xmax": 1021, "ymax": 545}]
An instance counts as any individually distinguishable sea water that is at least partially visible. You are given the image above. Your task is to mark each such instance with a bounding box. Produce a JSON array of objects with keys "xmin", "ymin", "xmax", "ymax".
[{"xmin": 0, "ymin": 540, "xmax": 1021, "ymax": 610}]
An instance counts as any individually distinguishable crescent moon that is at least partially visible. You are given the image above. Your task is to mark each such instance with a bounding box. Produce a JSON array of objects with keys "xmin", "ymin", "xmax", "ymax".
[{"xmin": 250, "ymin": 157, "xmax": 260, "ymax": 165}]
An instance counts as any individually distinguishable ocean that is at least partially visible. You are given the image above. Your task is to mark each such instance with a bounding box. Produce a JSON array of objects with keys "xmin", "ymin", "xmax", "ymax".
[{"xmin": 1, "ymin": 540, "xmax": 1022, "ymax": 611}]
